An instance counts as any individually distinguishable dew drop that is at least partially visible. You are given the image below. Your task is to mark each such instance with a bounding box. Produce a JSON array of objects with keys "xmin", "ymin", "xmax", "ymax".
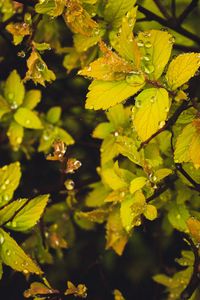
[
  {"xmin": 169, "ymin": 36, "xmax": 175, "ymax": 44},
  {"xmin": 25, "ymin": 119, "xmax": 30, "ymax": 125},
  {"xmin": 150, "ymin": 96, "xmax": 156, "ymax": 103},
  {"xmin": 10, "ymin": 102, "xmax": 18, "ymax": 109},
  {"xmin": 65, "ymin": 179, "xmax": 75, "ymax": 191},
  {"xmin": 5, "ymin": 179, "xmax": 10, "ymax": 185},
  {"xmin": 74, "ymin": 160, "xmax": 82, "ymax": 168},
  {"xmin": 6, "ymin": 249, "xmax": 11, "ymax": 256},
  {"xmin": 165, "ymin": 107, "xmax": 169, "ymax": 112},
  {"xmin": 114, "ymin": 131, "xmax": 119, "ymax": 137},
  {"xmin": 0, "ymin": 232, "xmax": 4, "ymax": 245},
  {"xmin": 36, "ymin": 60, "xmax": 45, "ymax": 72},
  {"xmin": 158, "ymin": 120, "xmax": 165, "ymax": 128},
  {"xmin": 135, "ymin": 100, "xmax": 142, "ymax": 108},
  {"xmin": 17, "ymin": 51, "xmax": 26, "ymax": 58},
  {"xmin": 176, "ymin": 214, "xmax": 181, "ymax": 219},
  {"xmin": 144, "ymin": 64, "xmax": 154, "ymax": 74},
  {"xmin": 137, "ymin": 40, "xmax": 144, "ymax": 47},
  {"xmin": 144, "ymin": 41, "xmax": 152, "ymax": 48}
]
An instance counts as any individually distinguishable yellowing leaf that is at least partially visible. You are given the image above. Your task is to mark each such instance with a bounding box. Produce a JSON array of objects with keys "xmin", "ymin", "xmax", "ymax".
[
  {"xmin": 104, "ymin": 0, "xmax": 136, "ymax": 28},
  {"xmin": 187, "ymin": 217, "xmax": 200, "ymax": 242},
  {"xmin": 46, "ymin": 106, "xmax": 61, "ymax": 124},
  {"xmin": 23, "ymin": 90, "xmax": 41, "ymax": 110},
  {"xmin": 168, "ymin": 203, "xmax": 190, "ymax": 232},
  {"xmin": 113, "ymin": 289, "xmax": 126, "ymax": 300},
  {"xmin": 120, "ymin": 191, "xmax": 145, "ymax": 233},
  {"xmin": 0, "ymin": 199, "xmax": 27, "ymax": 226},
  {"xmin": 35, "ymin": 0, "xmax": 66, "ymax": 17},
  {"xmin": 73, "ymin": 28, "xmax": 105, "ymax": 53},
  {"xmin": 174, "ymin": 119, "xmax": 200, "ymax": 168},
  {"xmin": 93, "ymin": 122, "xmax": 114, "ymax": 139},
  {"xmin": 85, "ymin": 79, "xmax": 145, "ymax": 110},
  {"xmin": 143, "ymin": 204, "xmax": 157, "ymax": 221},
  {"xmin": 137, "ymin": 30, "xmax": 173, "ymax": 79},
  {"xmin": 6, "ymin": 22, "xmax": 31, "ymax": 45},
  {"xmin": 14, "ymin": 107, "xmax": 43, "ymax": 129},
  {"xmin": 133, "ymin": 88, "xmax": 170, "ymax": 141},
  {"xmin": 5, "ymin": 195, "xmax": 49, "ymax": 232},
  {"xmin": 129, "ymin": 177, "xmax": 147, "ymax": 194},
  {"xmin": 112, "ymin": 7, "xmax": 140, "ymax": 67},
  {"xmin": 0, "ymin": 162, "xmax": 21, "ymax": 208},
  {"xmin": 166, "ymin": 53, "xmax": 200, "ymax": 90},
  {"xmin": 4, "ymin": 70, "xmax": 25, "ymax": 108},
  {"xmin": 0, "ymin": 96, "xmax": 10, "ymax": 119},
  {"xmin": 106, "ymin": 207, "xmax": 128, "ymax": 255},
  {"xmin": 76, "ymin": 209, "xmax": 107, "ymax": 224},
  {"xmin": 79, "ymin": 42, "xmax": 133, "ymax": 81},
  {"xmin": 25, "ymin": 50, "xmax": 56, "ymax": 86},
  {"xmin": 102, "ymin": 168, "xmax": 127, "ymax": 191},
  {"xmin": 0, "ymin": 228, "xmax": 42, "ymax": 275},
  {"xmin": 7, "ymin": 121, "xmax": 24, "ymax": 150},
  {"xmin": 154, "ymin": 168, "xmax": 173, "ymax": 182}
]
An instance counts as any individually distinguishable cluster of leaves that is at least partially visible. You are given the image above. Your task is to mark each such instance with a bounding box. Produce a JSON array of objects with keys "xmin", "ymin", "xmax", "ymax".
[{"xmin": 0, "ymin": 0, "xmax": 200, "ymax": 300}]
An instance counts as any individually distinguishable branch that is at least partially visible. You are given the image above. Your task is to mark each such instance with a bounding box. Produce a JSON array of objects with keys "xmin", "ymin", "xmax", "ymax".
[
  {"xmin": 171, "ymin": 0, "xmax": 176, "ymax": 18},
  {"xmin": 153, "ymin": 0, "xmax": 171, "ymax": 19},
  {"xmin": 14, "ymin": 0, "xmax": 37, "ymax": 6},
  {"xmin": 138, "ymin": 5, "xmax": 200, "ymax": 45},
  {"xmin": 178, "ymin": 0, "xmax": 199, "ymax": 24},
  {"xmin": 181, "ymin": 234, "xmax": 200, "ymax": 299},
  {"xmin": 138, "ymin": 101, "xmax": 190, "ymax": 150},
  {"xmin": 175, "ymin": 163, "xmax": 200, "ymax": 192}
]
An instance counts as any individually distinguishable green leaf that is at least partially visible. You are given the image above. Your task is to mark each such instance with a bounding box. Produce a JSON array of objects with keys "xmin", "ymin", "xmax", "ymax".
[
  {"xmin": 102, "ymin": 167, "xmax": 127, "ymax": 190},
  {"xmin": 92, "ymin": 122, "xmax": 114, "ymax": 139},
  {"xmin": 85, "ymin": 182, "xmax": 109, "ymax": 207},
  {"xmin": 14, "ymin": 107, "xmax": 43, "ymax": 129},
  {"xmin": 106, "ymin": 104, "xmax": 129, "ymax": 128},
  {"xmin": 73, "ymin": 28, "xmax": 104, "ymax": 52},
  {"xmin": 35, "ymin": 0, "xmax": 65, "ymax": 17},
  {"xmin": 5, "ymin": 194, "xmax": 49, "ymax": 231},
  {"xmin": 4, "ymin": 70, "xmax": 25, "ymax": 108},
  {"xmin": 168, "ymin": 203, "xmax": 190, "ymax": 232},
  {"xmin": 133, "ymin": 88, "xmax": 170, "ymax": 141},
  {"xmin": 104, "ymin": 0, "xmax": 136, "ymax": 28},
  {"xmin": 154, "ymin": 168, "xmax": 173, "ymax": 182},
  {"xmin": 0, "ymin": 198, "xmax": 27, "ymax": 226},
  {"xmin": 76, "ymin": 209, "xmax": 107, "ymax": 224},
  {"xmin": 0, "ymin": 228, "xmax": 42, "ymax": 274},
  {"xmin": 46, "ymin": 106, "xmax": 61, "ymax": 124},
  {"xmin": 7, "ymin": 121, "xmax": 24, "ymax": 150},
  {"xmin": 101, "ymin": 136, "xmax": 120, "ymax": 165},
  {"xmin": 85, "ymin": 79, "xmax": 144, "ymax": 110},
  {"xmin": 129, "ymin": 177, "xmax": 147, "ymax": 194},
  {"xmin": 23, "ymin": 90, "xmax": 42, "ymax": 110},
  {"xmin": 143, "ymin": 204, "xmax": 157, "ymax": 221},
  {"xmin": 0, "ymin": 96, "xmax": 11, "ymax": 119},
  {"xmin": 32, "ymin": 42, "xmax": 51, "ymax": 51},
  {"xmin": 166, "ymin": 53, "xmax": 200, "ymax": 90},
  {"xmin": 0, "ymin": 162, "xmax": 21, "ymax": 208},
  {"xmin": 120, "ymin": 191, "xmax": 145, "ymax": 232},
  {"xmin": 55, "ymin": 127, "xmax": 74, "ymax": 145},
  {"xmin": 137, "ymin": 30, "xmax": 173, "ymax": 80}
]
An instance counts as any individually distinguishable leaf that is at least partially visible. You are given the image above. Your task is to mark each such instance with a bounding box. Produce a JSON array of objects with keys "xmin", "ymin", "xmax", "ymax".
[
  {"xmin": 7, "ymin": 121, "xmax": 24, "ymax": 150},
  {"xmin": 137, "ymin": 30, "xmax": 173, "ymax": 79},
  {"xmin": 154, "ymin": 168, "xmax": 173, "ymax": 182},
  {"xmin": 0, "ymin": 162, "xmax": 21, "ymax": 208},
  {"xmin": 32, "ymin": 42, "xmax": 51, "ymax": 51},
  {"xmin": 104, "ymin": 0, "xmax": 136, "ymax": 28},
  {"xmin": 5, "ymin": 195, "xmax": 49, "ymax": 232},
  {"xmin": 101, "ymin": 136, "xmax": 120, "ymax": 165},
  {"xmin": 24, "ymin": 282, "xmax": 59, "ymax": 298},
  {"xmin": 73, "ymin": 28, "xmax": 104, "ymax": 52},
  {"xmin": 55, "ymin": 127, "xmax": 74, "ymax": 145},
  {"xmin": 64, "ymin": 281, "xmax": 87, "ymax": 298},
  {"xmin": 6, "ymin": 23, "xmax": 31, "ymax": 45},
  {"xmin": 35, "ymin": 0, "xmax": 66, "ymax": 17},
  {"xmin": 79, "ymin": 41, "xmax": 133, "ymax": 81},
  {"xmin": 106, "ymin": 207, "xmax": 128, "ymax": 255},
  {"xmin": 46, "ymin": 106, "xmax": 61, "ymax": 124},
  {"xmin": 85, "ymin": 182, "xmax": 109, "ymax": 207},
  {"xmin": 14, "ymin": 107, "xmax": 43, "ymax": 129},
  {"xmin": 143, "ymin": 204, "xmax": 157, "ymax": 221},
  {"xmin": 0, "ymin": 199, "xmax": 27, "ymax": 226},
  {"xmin": 120, "ymin": 191, "xmax": 145, "ymax": 232},
  {"xmin": 76, "ymin": 209, "xmax": 107, "ymax": 224},
  {"xmin": 92, "ymin": 122, "xmax": 114, "ymax": 139},
  {"xmin": 174, "ymin": 119, "xmax": 200, "ymax": 168},
  {"xmin": 112, "ymin": 7, "xmax": 140, "ymax": 66},
  {"xmin": 0, "ymin": 96, "xmax": 11, "ymax": 119},
  {"xmin": 85, "ymin": 79, "xmax": 145, "ymax": 110},
  {"xmin": 113, "ymin": 289, "xmax": 126, "ymax": 300},
  {"xmin": 129, "ymin": 177, "xmax": 147, "ymax": 194},
  {"xmin": 187, "ymin": 217, "xmax": 200, "ymax": 242},
  {"xmin": 106, "ymin": 104, "xmax": 129, "ymax": 128},
  {"xmin": 133, "ymin": 88, "xmax": 170, "ymax": 141},
  {"xmin": 168, "ymin": 203, "xmax": 190, "ymax": 232},
  {"xmin": 4, "ymin": 70, "xmax": 25, "ymax": 108},
  {"xmin": 166, "ymin": 53, "xmax": 200, "ymax": 90},
  {"xmin": 25, "ymin": 50, "xmax": 56, "ymax": 86},
  {"xmin": 23, "ymin": 90, "xmax": 42, "ymax": 110},
  {"xmin": 0, "ymin": 228, "xmax": 42, "ymax": 274}
]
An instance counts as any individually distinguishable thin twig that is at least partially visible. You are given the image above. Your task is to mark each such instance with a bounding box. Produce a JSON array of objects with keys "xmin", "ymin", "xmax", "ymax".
[
  {"xmin": 171, "ymin": 0, "xmax": 176, "ymax": 18},
  {"xmin": 153, "ymin": 0, "xmax": 171, "ymax": 19},
  {"xmin": 178, "ymin": 0, "xmax": 199, "ymax": 24},
  {"xmin": 175, "ymin": 163, "xmax": 200, "ymax": 192},
  {"xmin": 14, "ymin": 0, "xmax": 37, "ymax": 6},
  {"xmin": 181, "ymin": 234, "xmax": 200, "ymax": 299},
  {"xmin": 138, "ymin": 5, "xmax": 200, "ymax": 45}
]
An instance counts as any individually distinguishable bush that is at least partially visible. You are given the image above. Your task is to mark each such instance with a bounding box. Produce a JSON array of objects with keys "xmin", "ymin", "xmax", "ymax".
[{"xmin": 0, "ymin": 1, "xmax": 200, "ymax": 300}]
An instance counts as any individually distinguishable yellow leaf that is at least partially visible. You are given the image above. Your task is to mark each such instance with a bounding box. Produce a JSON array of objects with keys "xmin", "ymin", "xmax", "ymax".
[
  {"xmin": 137, "ymin": 30, "xmax": 173, "ymax": 79},
  {"xmin": 79, "ymin": 42, "xmax": 133, "ymax": 81},
  {"xmin": 166, "ymin": 53, "xmax": 200, "ymax": 90},
  {"xmin": 187, "ymin": 217, "xmax": 200, "ymax": 242},
  {"xmin": 129, "ymin": 177, "xmax": 147, "ymax": 194},
  {"xmin": 133, "ymin": 88, "xmax": 170, "ymax": 141},
  {"xmin": 85, "ymin": 78, "xmax": 145, "ymax": 110},
  {"xmin": 143, "ymin": 204, "xmax": 157, "ymax": 221}
]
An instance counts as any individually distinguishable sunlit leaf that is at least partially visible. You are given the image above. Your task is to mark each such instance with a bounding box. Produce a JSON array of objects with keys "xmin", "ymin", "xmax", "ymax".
[
  {"xmin": 133, "ymin": 88, "xmax": 170, "ymax": 141},
  {"xmin": 0, "ymin": 228, "xmax": 42, "ymax": 274},
  {"xmin": 4, "ymin": 70, "xmax": 25, "ymax": 108},
  {"xmin": 129, "ymin": 177, "xmax": 147, "ymax": 194},
  {"xmin": 143, "ymin": 204, "xmax": 157, "ymax": 221},
  {"xmin": 7, "ymin": 121, "xmax": 24, "ymax": 150},
  {"xmin": 35, "ymin": 0, "xmax": 66, "ymax": 17},
  {"xmin": 187, "ymin": 217, "xmax": 200, "ymax": 242},
  {"xmin": 14, "ymin": 107, "xmax": 43, "ymax": 129},
  {"xmin": 166, "ymin": 53, "xmax": 200, "ymax": 90},
  {"xmin": 23, "ymin": 90, "xmax": 42, "ymax": 110},
  {"xmin": 168, "ymin": 203, "xmax": 190, "ymax": 232},
  {"xmin": 137, "ymin": 30, "xmax": 173, "ymax": 79},
  {"xmin": 85, "ymin": 79, "xmax": 145, "ymax": 110}
]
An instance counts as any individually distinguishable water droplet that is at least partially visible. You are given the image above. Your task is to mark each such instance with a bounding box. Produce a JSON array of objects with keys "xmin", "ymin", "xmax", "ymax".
[
  {"xmin": 23, "ymin": 269, "xmax": 29, "ymax": 274},
  {"xmin": 150, "ymin": 96, "xmax": 156, "ymax": 103},
  {"xmin": 135, "ymin": 99, "xmax": 142, "ymax": 108},
  {"xmin": 142, "ymin": 54, "xmax": 151, "ymax": 62},
  {"xmin": 65, "ymin": 179, "xmax": 75, "ymax": 191},
  {"xmin": 114, "ymin": 131, "xmax": 119, "ymax": 137},
  {"xmin": 5, "ymin": 179, "xmax": 10, "ymax": 185},
  {"xmin": 165, "ymin": 107, "xmax": 169, "ymax": 112},
  {"xmin": 176, "ymin": 214, "xmax": 181, "ymax": 219},
  {"xmin": 143, "ymin": 31, "xmax": 151, "ymax": 38},
  {"xmin": 144, "ymin": 41, "xmax": 152, "ymax": 48},
  {"xmin": 0, "ymin": 233, "xmax": 4, "ymax": 245},
  {"xmin": 74, "ymin": 160, "xmax": 82, "ymax": 169},
  {"xmin": 158, "ymin": 120, "xmax": 165, "ymax": 128},
  {"xmin": 10, "ymin": 102, "xmax": 18, "ymax": 109},
  {"xmin": 25, "ymin": 120, "xmax": 30, "ymax": 125},
  {"xmin": 11, "ymin": 220, "xmax": 17, "ymax": 227},
  {"xmin": 3, "ymin": 194, "xmax": 9, "ymax": 201},
  {"xmin": 6, "ymin": 249, "xmax": 11, "ymax": 256},
  {"xmin": 137, "ymin": 40, "xmax": 144, "ymax": 47},
  {"xmin": 169, "ymin": 36, "xmax": 175, "ymax": 44},
  {"xmin": 17, "ymin": 51, "xmax": 26, "ymax": 58},
  {"xmin": 16, "ymin": 137, "xmax": 22, "ymax": 144},
  {"xmin": 1, "ymin": 185, "xmax": 6, "ymax": 190},
  {"xmin": 144, "ymin": 64, "xmax": 154, "ymax": 74},
  {"xmin": 126, "ymin": 74, "xmax": 144, "ymax": 85},
  {"xmin": 36, "ymin": 60, "xmax": 45, "ymax": 72}
]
